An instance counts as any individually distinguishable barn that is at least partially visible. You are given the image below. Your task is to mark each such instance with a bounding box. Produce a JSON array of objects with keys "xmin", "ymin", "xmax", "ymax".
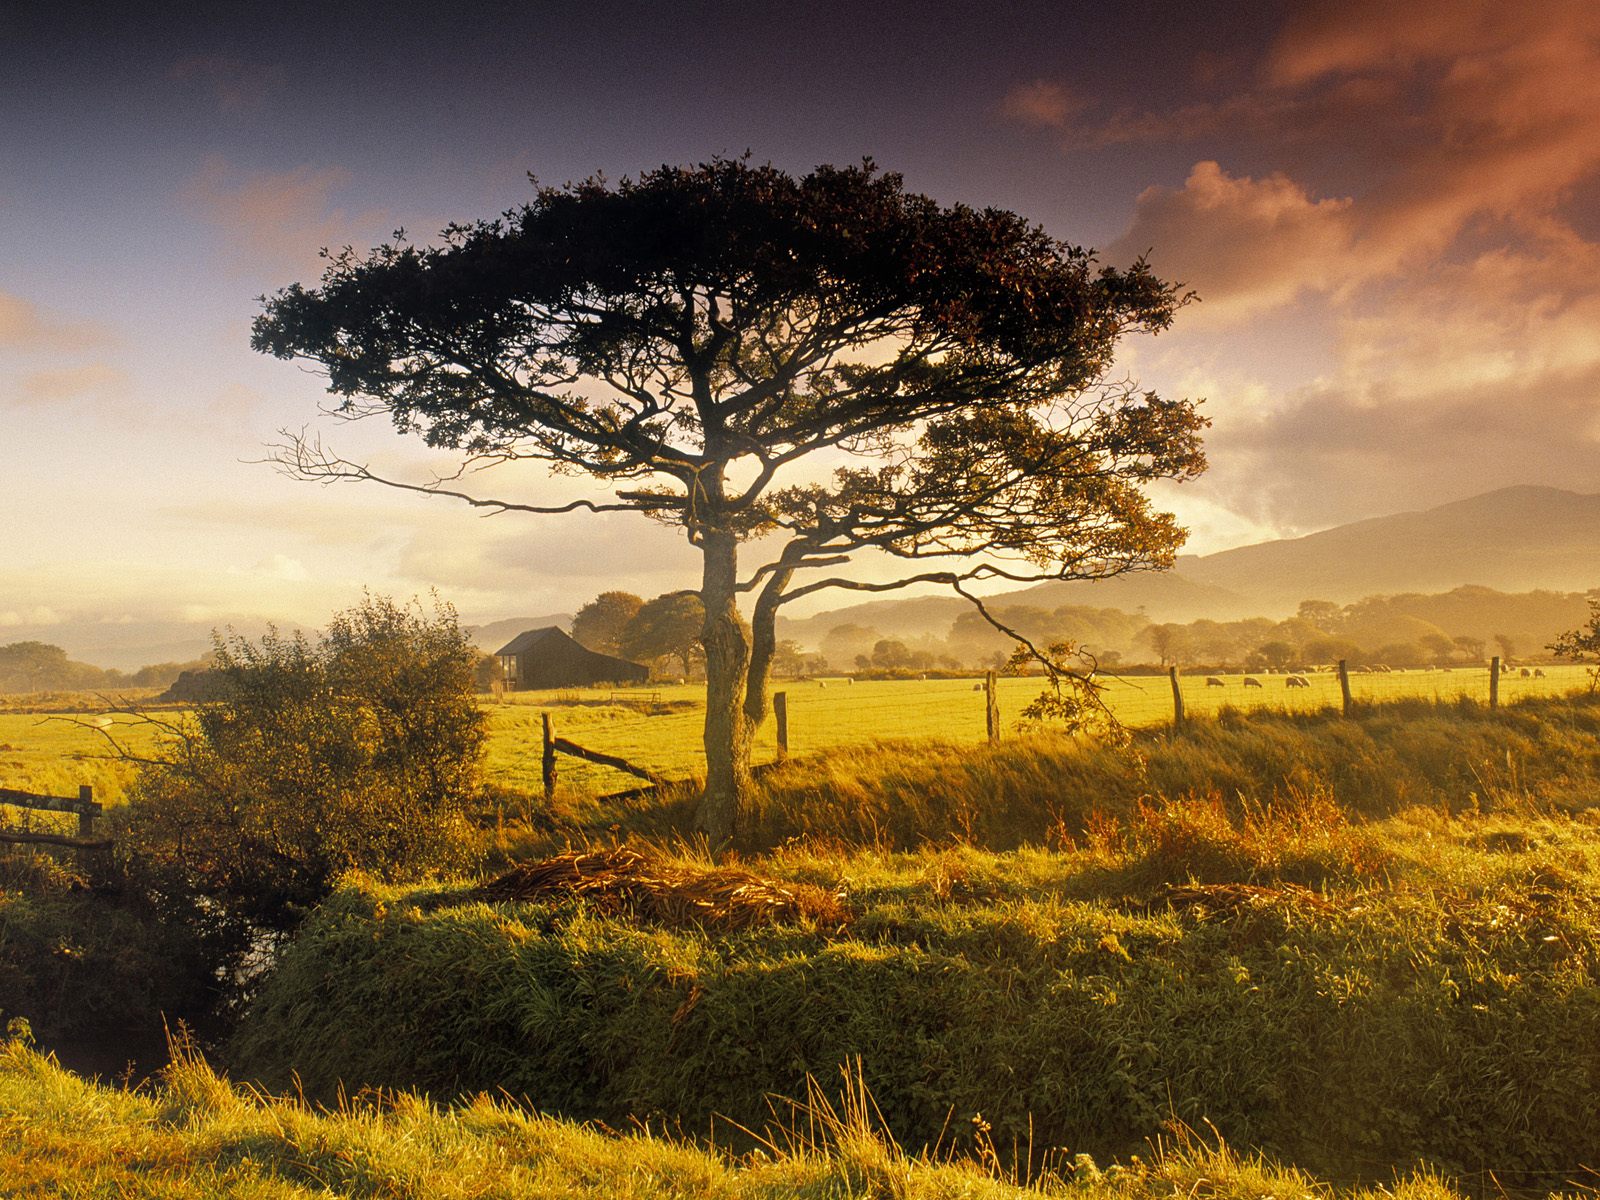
[{"xmin": 494, "ymin": 627, "xmax": 649, "ymax": 689}]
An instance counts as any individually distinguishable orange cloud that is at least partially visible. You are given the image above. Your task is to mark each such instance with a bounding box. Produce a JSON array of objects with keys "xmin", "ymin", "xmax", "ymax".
[
  {"xmin": 0, "ymin": 291, "xmax": 111, "ymax": 352},
  {"xmin": 1182, "ymin": 220, "xmax": 1600, "ymax": 528},
  {"xmin": 15, "ymin": 363, "xmax": 130, "ymax": 406},
  {"xmin": 1071, "ymin": 2, "xmax": 1600, "ymax": 326},
  {"xmin": 1110, "ymin": 162, "xmax": 1357, "ymax": 324},
  {"xmin": 183, "ymin": 158, "xmax": 390, "ymax": 280},
  {"xmin": 998, "ymin": 80, "xmax": 1082, "ymax": 129},
  {"xmin": 1069, "ymin": 2, "xmax": 1600, "ymax": 533}
]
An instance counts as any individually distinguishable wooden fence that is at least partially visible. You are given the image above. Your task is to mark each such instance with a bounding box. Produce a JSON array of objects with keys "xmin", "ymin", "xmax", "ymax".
[
  {"xmin": 535, "ymin": 673, "xmax": 1008, "ymax": 799},
  {"xmin": 1168, "ymin": 655, "xmax": 1523, "ymax": 728},
  {"xmin": 0, "ymin": 784, "xmax": 108, "ymax": 849}
]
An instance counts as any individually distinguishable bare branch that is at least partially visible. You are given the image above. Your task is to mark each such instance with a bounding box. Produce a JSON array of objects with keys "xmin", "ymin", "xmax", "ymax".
[{"xmin": 268, "ymin": 433, "xmax": 676, "ymax": 517}]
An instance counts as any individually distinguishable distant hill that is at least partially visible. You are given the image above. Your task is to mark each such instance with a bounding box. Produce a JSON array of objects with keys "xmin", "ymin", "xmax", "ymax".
[
  {"xmin": 1177, "ymin": 486, "xmax": 1600, "ymax": 612},
  {"xmin": 466, "ymin": 614, "xmax": 573, "ymax": 654},
  {"xmin": 779, "ymin": 486, "xmax": 1600, "ymax": 649}
]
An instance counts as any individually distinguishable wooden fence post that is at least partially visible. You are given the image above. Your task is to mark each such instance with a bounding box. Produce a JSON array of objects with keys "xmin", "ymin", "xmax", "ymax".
[
  {"xmin": 77, "ymin": 786, "xmax": 94, "ymax": 839},
  {"xmin": 1489, "ymin": 656, "xmax": 1500, "ymax": 710},
  {"xmin": 1338, "ymin": 659, "xmax": 1353, "ymax": 717},
  {"xmin": 541, "ymin": 713, "xmax": 557, "ymax": 802},
  {"xmin": 985, "ymin": 671, "xmax": 999, "ymax": 745},
  {"xmin": 773, "ymin": 691, "xmax": 789, "ymax": 760},
  {"xmin": 1168, "ymin": 665, "xmax": 1184, "ymax": 728}
]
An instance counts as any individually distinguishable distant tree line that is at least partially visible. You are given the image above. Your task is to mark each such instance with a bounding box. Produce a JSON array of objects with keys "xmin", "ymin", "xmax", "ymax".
[
  {"xmin": 0, "ymin": 641, "xmax": 211, "ymax": 695},
  {"xmin": 802, "ymin": 585, "xmax": 1599, "ymax": 674}
]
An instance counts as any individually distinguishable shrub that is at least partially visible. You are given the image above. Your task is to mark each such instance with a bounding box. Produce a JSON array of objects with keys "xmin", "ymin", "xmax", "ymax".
[{"xmin": 123, "ymin": 594, "xmax": 486, "ymax": 933}]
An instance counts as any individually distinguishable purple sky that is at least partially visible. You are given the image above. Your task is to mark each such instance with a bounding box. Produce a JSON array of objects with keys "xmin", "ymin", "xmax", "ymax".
[{"xmin": 4, "ymin": 1, "xmax": 1598, "ymax": 664}]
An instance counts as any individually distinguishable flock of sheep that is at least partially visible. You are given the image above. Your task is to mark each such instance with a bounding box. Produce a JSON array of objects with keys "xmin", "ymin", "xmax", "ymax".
[{"xmin": 1204, "ymin": 675, "xmax": 1310, "ymax": 689}]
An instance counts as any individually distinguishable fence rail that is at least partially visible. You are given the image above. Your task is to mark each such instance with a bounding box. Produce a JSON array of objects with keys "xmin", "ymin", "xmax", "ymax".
[
  {"xmin": 0, "ymin": 784, "xmax": 108, "ymax": 848},
  {"xmin": 495, "ymin": 662, "xmax": 1593, "ymax": 800}
]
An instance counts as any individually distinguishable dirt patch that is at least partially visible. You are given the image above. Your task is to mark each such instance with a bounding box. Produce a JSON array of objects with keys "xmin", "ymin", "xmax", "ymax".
[{"xmin": 470, "ymin": 847, "xmax": 852, "ymax": 933}]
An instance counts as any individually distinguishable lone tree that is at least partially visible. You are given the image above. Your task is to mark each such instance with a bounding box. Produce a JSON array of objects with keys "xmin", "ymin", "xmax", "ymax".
[{"xmin": 253, "ymin": 159, "xmax": 1205, "ymax": 842}]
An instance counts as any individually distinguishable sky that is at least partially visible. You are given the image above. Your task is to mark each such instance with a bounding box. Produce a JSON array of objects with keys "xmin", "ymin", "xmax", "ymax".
[{"xmin": 3, "ymin": 0, "xmax": 1599, "ymax": 665}]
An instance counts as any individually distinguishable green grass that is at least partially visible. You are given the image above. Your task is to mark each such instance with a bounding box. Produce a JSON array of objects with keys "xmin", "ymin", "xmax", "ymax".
[
  {"xmin": 11, "ymin": 696, "xmax": 1600, "ymax": 1194},
  {"xmin": 3, "ymin": 666, "xmax": 1592, "ymax": 806},
  {"xmin": 230, "ymin": 792, "xmax": 1600, "ymax": 1191},
  {"xmin": 0, "ymin": 1031, "xmax": 1495, "ymax": 1200}
]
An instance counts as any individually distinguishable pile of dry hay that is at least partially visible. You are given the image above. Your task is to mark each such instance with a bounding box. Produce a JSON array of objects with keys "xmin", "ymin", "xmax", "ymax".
[
  {"xmin": 471, "ymin": 847, "xmax": 852, "ymax": 933},
  {"xmin": 1154, "ymin": 881, "xmax": 1338, "ymax": 918}
]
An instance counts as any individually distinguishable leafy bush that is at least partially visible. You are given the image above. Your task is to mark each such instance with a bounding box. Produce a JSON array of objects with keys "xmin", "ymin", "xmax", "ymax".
[
  {"xmin": 0, "ymin": 850, "xmax": 217, "ymax": 1064},
  {"xmin": 232, "ymin": 821, "xmax": 1600, "ymax": 1189},
  {"xmin": 123, "ymin": 594, "xmax": 487, "ymax": 932}
]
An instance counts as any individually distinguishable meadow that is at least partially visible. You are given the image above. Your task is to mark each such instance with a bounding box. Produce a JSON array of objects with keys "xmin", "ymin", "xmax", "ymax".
[
  {"xmin": 3, "ymin": 664, "xmax": 1586, "ymax": 807},
  {"xmin": 0, "ymin": 1030, "xmax": 1472, "ymax": 1200},
  {"xmin": 8, "ymin": 694, "xmax": 1600, "ymax": 1195}
]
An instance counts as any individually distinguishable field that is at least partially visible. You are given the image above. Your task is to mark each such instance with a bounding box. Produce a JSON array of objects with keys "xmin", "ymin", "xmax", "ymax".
[
  {"xmin": 1, "ymin": 665, "xmax": 1593, "ymax": 808},
  {"xmin": 9, "ymin": 695, "xmax": 1600, "ymax": 1195},
  {"xmin": 220, "ymin": 704, "xmax": 1600, "ymax": 1191},
  {"xmin": 0, "ymin": 1032, "xmax": 1468, "ymax": 1200}
]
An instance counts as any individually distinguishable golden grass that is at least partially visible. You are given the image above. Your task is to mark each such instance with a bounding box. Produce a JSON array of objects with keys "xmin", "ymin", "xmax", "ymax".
[
  {"xmin": 0, "ymin": 1030, "xmax": 1482, "ymax": 1200},
  {"xmin": 1, "ymin": 665, "xmax": 1594, "ymax": 806}
]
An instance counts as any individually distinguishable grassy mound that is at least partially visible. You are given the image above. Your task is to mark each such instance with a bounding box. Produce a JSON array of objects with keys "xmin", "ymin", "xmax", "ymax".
[
  {"xmin": 232, "ymin": 799, "xmax": 1600, "ymax": 1190},
  {"xmin": 0, "ymin": 1031, "xmax": 1497, "ymax": 1200}
]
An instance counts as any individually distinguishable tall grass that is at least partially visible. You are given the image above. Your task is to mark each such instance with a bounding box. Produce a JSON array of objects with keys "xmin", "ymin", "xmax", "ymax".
[
  {"xmin": 0, "ymin": 1029, "xmax": 1482, "ymax": 1200},
  {"xmin": 232, "ymin": 797, "xmax": 1600, "ymax": 1190},
  {"xmin": 714, "ymin": 694, "xmax": 1600, "ymax": 853}
]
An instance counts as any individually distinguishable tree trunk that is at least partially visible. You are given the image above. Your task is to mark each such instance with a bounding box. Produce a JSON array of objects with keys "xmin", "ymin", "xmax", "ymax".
[
  {"xmin": 743, "ymin": 565, "xmax": 794, "ymax": 729},
  {"xmin": 695, "ymin": 529, "xmax": 753, "ymax": 845}
]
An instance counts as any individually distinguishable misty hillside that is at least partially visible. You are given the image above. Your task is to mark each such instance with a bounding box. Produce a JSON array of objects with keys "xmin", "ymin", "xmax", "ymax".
[
  {"xmin": 466, "ymin": 615, "xmax": 573, "ymax": 654},
  {"xmin": 779, "ymin": 486, "xmax": 1600, "ymax": 647},
  {"xmin": 1178, "ymin": 486, "xmax": 1600, "ymax": 611}
]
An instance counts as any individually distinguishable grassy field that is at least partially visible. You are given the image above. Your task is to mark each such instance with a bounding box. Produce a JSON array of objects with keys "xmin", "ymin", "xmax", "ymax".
[
  {"xmin": 231, "ymin": 785, "xmax": 1600, "ymax": 1190},
  {"xmin": 9, "ymin": 697, "xmax": 1600, "ymax": 1195},
  {"xmin": 1, "ymin": 664, "xmax": 1593, "ymax": 807},
  {"xmin": 468, "ymin": 663, "xmax": 1600, "ymax": 798},
  {"xmin": 0, "ymin": 1034, "xmax": 1470, "ymax": 1200}
]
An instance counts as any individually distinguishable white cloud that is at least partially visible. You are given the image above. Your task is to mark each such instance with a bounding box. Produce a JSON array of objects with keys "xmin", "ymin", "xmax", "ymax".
[{"xmin": 0, "ymin": 607, "xmax": 63, "ymax": 628}]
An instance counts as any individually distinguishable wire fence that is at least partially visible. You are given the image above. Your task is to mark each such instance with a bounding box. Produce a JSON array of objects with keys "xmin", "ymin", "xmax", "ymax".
[{"xmin": 489, "ymin": 660, "xmax": 1598, "ymax": 798}]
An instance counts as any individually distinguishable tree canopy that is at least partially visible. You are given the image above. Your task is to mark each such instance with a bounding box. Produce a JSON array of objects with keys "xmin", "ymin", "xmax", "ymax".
[
  {"xmin": 570, "ymin": 591, "xmax": 644, "ymax": 657},
  {"xmin": 253, "ymin": 158, "xmax": 1205, "ymax": 841},
  {"xmin": 619, "ymin": 591, "xmax": 705, "ymax": 677}
]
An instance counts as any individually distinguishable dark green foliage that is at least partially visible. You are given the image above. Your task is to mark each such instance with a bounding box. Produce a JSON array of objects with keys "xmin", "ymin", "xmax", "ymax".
[
  {"xmin": 0, "ymin": 850, "xmax": 217, "ymax": 1065},
  {"xmin": 123, "ymin": 594, "xmax": 487, "ymax": 932},
  {"xmin": 233, "ymin": 818, "xmax": 1600, "ymax": 1189},
  {"xmin": 252, "ymin": 157, "xmax": 1206, "ymax": 839}
]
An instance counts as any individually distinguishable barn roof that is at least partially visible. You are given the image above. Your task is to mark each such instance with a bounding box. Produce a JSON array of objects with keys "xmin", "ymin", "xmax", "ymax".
[{"xmin": 494, "ymin": 626, "xmax": 568, "ymax": 657}]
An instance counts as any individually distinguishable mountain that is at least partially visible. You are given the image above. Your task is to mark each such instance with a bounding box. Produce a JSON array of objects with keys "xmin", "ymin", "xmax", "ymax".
[
  {"xmin": 1175, "ymin": 486, "xmax": 1600, "ymax": 611},
  {"xmin": 466, "ymin": 614, "xmax": 573, "ymax": 653},
  {"xmin": 779, "ymin": 486, "xmax": 1600, "ymax": 648}
]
